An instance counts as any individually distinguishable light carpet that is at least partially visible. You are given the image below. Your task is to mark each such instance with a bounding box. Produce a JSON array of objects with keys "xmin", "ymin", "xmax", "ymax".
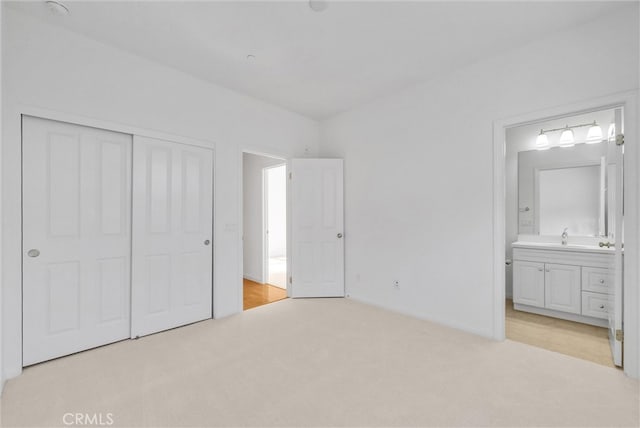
[{"xmin": 1, "ymin": 297, "xmax": 638, "ymax": 427}]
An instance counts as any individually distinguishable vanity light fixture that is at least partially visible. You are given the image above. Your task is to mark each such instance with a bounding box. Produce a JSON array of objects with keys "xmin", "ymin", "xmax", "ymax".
[
  {"xmin": 585, "ymin": 121, "xmax": 604, "ymax": 144},
  {"xmin": 535, "ymin": 120, "xmax": 604, "ymax": 150}
]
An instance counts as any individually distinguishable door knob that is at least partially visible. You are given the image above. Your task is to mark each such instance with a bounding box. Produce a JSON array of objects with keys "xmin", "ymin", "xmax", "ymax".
[
  {"xmin": 337, "ymin": 233, "xmax": 343, "ymax": 238},
  {"xmin": 27, "ymin": 249, "xmax": 40, "ymax": 258},
  {"xmin": 204, "ymin": 240, "xmax": 210, "ymax": 246}
]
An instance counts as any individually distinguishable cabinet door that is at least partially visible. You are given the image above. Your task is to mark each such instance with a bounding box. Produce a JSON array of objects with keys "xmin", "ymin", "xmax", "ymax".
[
  {"xmin": 513, "ymin": 261, "xmax": 545, "ymax": 308},
  {"xmin": 545, "ymin": 263, "xmax": 581, "ymax": 314}
]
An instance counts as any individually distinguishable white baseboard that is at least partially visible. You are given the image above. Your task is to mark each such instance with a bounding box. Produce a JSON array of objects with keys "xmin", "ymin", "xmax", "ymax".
[
  {"xmin": 347, "ymin": 293, "xmax": 495, "ymax": 340},
  {"xmin": 243, "ymin": 274, "xmax": 263, "ymax": 284}
]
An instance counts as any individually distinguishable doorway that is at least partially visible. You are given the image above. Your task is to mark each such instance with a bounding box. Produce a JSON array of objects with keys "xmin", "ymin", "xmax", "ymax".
[
  {"xmin": 265, "ymin": 164, "xmax": 287, "ymax": 289},
  {"xmin": 242, "ymin": 152, "xmax": 288, "ymax": 310},
  {"xmin": 503, "ymin": 107, "xmax": 623, "ymax": 368}
]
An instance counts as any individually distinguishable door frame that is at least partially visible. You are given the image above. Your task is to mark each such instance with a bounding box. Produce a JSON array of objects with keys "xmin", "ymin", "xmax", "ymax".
[
  {"xmin": 240, "ymin": 149, "xmax": 290, "ymax": 310},
  {"xmin": 492, "ymin": 91, "xmax": 639, "ymax": 378},
  {"xmin": 263, "ymin": 163, "xmax": 287, "ymax": 289},
  {"xmin": 2, "ymin": 105, "xmax": 217, "ymax": 382}
]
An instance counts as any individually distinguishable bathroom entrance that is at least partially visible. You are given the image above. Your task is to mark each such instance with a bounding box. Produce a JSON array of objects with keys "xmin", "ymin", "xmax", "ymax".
[{"xmin": 502, "ymin": 106, "xmax": 624, "ymax": 368}]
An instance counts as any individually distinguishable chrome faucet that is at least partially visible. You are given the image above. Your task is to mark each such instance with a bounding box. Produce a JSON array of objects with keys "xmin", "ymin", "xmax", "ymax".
[{"xmin": 561, "ymin": 228, "xmax": 569, "ymax": 245}]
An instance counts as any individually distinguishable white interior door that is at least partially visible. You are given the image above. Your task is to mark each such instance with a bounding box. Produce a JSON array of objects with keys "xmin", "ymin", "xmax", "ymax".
[
  {"xmin": 131, "ymin": 136, "xmax": 213, "ymax": 337},
  {"xmin": 608, "ymin": 108, "xmax": 624, "ymax": 366},
  {"xmin": 290, "ymin": 159, "xmax": 344, "ymax": 298},
  {"xmin": 22, "ymin": 116, "xmax": 132, "ymax": 366}
]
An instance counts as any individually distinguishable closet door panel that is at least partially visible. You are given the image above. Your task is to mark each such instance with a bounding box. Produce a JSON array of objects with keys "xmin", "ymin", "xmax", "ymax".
[
  {"xmin": 131, "ymin": 136, "xmax": 213, "ymax": 337},
  {"xmin": 22, "ymin": 116, "xmax": 132, "ymax": 366}
]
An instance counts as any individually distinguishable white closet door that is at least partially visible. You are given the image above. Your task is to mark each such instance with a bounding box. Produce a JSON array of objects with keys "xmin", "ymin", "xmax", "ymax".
[
  {"xmin": 22, "ymin": 116, "xmax": 132, "ymax": 366},
  {"xmin": 131, "ymin": 136, "xmax": 213, "ymax": 337}
]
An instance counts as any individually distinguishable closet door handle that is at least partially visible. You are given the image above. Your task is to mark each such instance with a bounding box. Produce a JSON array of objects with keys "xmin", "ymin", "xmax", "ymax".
[{"xmin": 204, "ymin": 240, "xmax": 210, "ymax": 246}]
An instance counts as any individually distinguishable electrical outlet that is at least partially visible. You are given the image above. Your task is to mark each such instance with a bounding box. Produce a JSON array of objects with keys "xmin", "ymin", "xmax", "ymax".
[{"xmin": 393, "ymin": 280, "xmax": 399, "ymax": 287}]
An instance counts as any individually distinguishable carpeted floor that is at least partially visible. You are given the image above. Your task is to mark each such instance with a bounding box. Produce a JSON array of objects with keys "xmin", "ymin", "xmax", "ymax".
[{"xmin": 1, "ymin": 298, "xmax": 638, "ymax": 427}]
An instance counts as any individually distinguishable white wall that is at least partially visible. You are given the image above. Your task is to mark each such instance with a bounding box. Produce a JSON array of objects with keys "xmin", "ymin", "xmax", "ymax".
[
  {"xmin": 243, "ymin": 153, "xmax": 285, "ymax": 282},
  {"xmin": 1, "ymin": 9, "xmax": 319, "ymax": 382},
  {"xmin": 267, "ymin": 165, "xmax": 287, "ymax": 258},
  {"xmin": 320, "ymin": 5, "xmax": 639, "ymax": 338}
]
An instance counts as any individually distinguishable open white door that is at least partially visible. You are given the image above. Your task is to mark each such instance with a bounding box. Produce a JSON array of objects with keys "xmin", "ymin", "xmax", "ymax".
[
  {"xmin": 290, "ymin": 159, "xmax": 344, "ymax": 298},
  {"xmin": 131, "ymin": 136, "xmax": 213, "ymax": 337},
  {"xmin": 22, "ymin": 116, "xmax": 132, "ymax": 365},
  {"xmin": 607, "ymin": 108, "xmax": 624, "ymax": 366}
]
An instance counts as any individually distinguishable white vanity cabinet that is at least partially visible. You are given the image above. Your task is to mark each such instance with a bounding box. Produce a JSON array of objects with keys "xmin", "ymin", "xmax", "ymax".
[{"xmin": 512, "ymin": 243, "xmax": 614, "ymax": 327}]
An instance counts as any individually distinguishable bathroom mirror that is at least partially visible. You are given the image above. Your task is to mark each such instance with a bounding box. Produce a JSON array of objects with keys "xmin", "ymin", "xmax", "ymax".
[{"xmin": 518, "ymin": 142, "xmax": 613, "ymax": 237}]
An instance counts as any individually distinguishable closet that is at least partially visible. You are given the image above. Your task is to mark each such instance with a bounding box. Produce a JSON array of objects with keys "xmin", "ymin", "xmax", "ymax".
[{"xmin": 22, "ymin": 116, "xmax": 213, "ymax": 366}]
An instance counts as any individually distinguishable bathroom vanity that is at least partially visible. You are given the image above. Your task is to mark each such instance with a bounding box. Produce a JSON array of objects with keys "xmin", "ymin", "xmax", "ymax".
[{"xmin": 512, "ymin": 241, "xmax": 615, "ymax": 327}]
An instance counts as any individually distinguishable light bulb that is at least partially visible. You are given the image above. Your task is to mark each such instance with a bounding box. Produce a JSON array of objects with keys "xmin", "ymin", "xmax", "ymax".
[
  {"xmin": 585, "ymin": 122, "xmax": 603, "ymax": 144},
  {"xmin": 559, "ymin": 128, "xmax": 575, "ymax": 147},
  {"xmin": 535, "ymin": 131, "xmax": 549, "ymax": 149}
]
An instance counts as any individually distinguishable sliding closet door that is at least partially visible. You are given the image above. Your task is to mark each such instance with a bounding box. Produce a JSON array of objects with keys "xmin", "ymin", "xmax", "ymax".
[
  {"xmin": 22, "ymin": 116, "xmax": 132, "ymax": 366},
  {"xmin": 131, "ymin": 136, "xmax": 213, "ymax": 338}
]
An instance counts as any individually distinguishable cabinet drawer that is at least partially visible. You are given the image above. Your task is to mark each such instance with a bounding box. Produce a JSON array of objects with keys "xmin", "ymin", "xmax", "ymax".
[
  {"xmin": 582, "ymin": 291, "xmax": 609, "ymax": 319},
  {"xmin": 582, "ymin": 267, "xmax": 612, "ymax": 294}
]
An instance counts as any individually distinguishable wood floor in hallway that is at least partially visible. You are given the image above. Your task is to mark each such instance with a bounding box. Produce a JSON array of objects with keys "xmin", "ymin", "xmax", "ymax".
[
  {"xmin": 506, "ymin": 299, "xmax": 616, "ymax": 368},
  {"xmin": 243, "ymin": 278, "xmax": 287, "ymax": 310}
]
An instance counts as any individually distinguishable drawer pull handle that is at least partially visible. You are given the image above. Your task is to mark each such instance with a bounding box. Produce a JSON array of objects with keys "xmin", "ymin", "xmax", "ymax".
[
  {"xmin": 599, "ymin": 279, "xmax": 605, "ymax": 284},
  {"xmin": 599, "ymin": 305, "xmax": 605, "ymax": 309}
]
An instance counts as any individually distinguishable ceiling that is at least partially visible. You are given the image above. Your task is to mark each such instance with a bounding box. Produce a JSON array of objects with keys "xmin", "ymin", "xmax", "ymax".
[{"xmin": 5, "ymin": 1, "xmax": 631, "ymax": 119}]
